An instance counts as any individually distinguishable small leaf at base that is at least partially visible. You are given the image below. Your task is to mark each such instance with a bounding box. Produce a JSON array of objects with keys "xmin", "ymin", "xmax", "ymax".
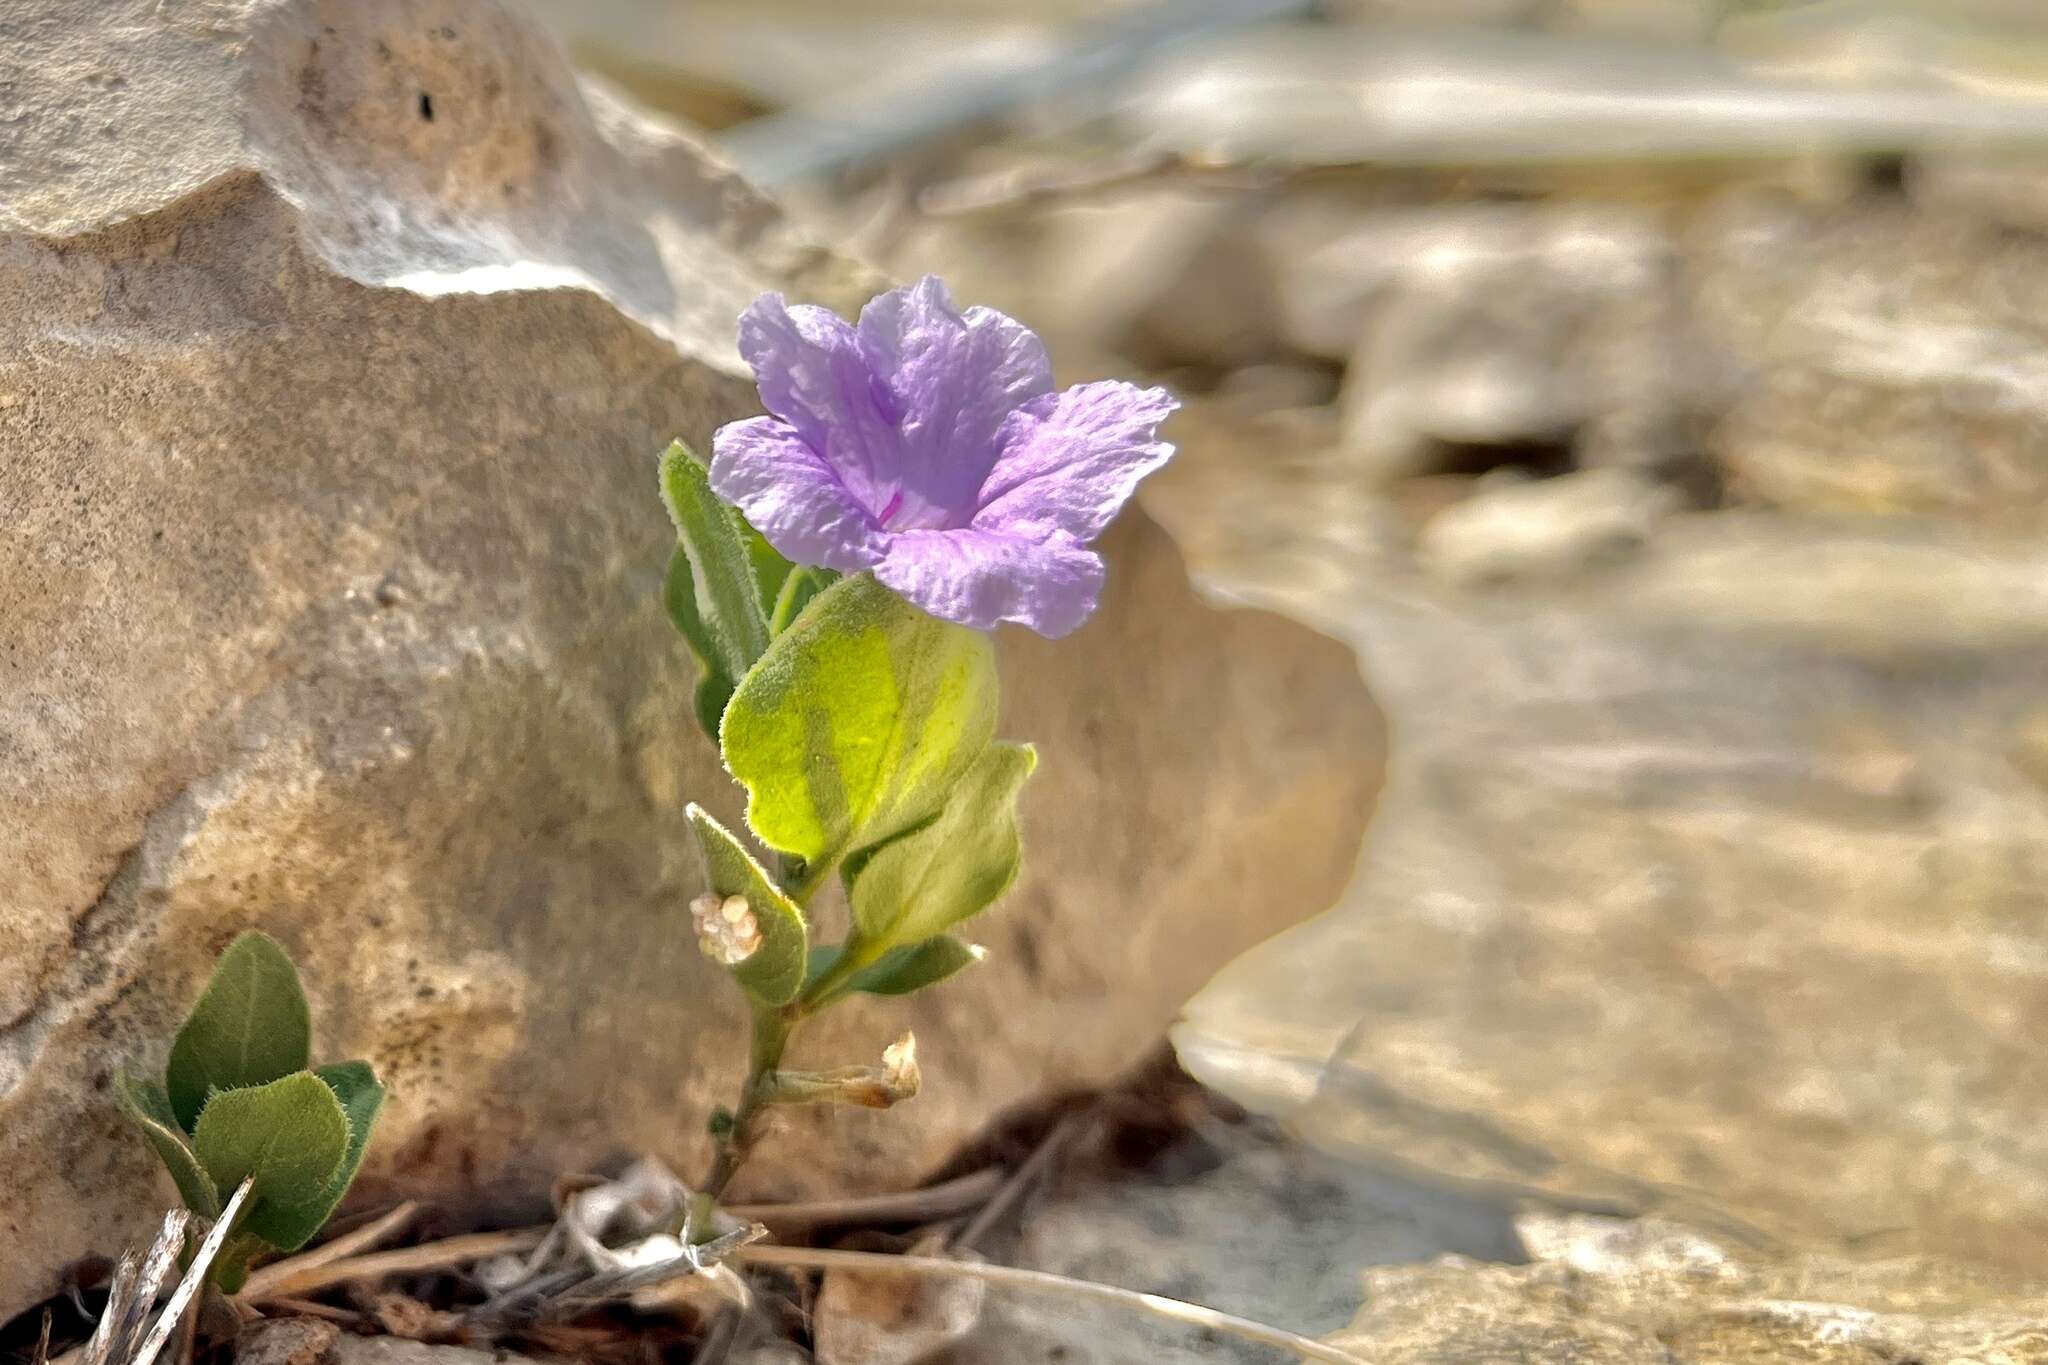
[
  {"xmin": 191, "ymin": 1071, "xmax": 352, "ymax": 1253},
  {"xmin": 114, "ymin": 1072, "xmax": 221, "ymax": 1219},
  {"xmin": 307, "ymin": 1060, "xmax": 385, "ymax": 1222},
  {"xmin": 166, "ymin": 932, "xmax": 312, "ymax": 1132}
]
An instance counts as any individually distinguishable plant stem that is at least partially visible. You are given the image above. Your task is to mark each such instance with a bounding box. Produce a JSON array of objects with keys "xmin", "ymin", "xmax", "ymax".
[
  {"xmin": 700, "ymin": 1006, "xmax": 793, "ymax": 1206},
  {"xmin": 783, "ymin": 855, "xmax": 835, "ymax": 904},
  {"xmin": 695, "ymin": 854, "xmax": 886, "ymax": 1216},
  {"xmin": 796, "ymin": 936, "xmax": 884, "ymax": 1012}
]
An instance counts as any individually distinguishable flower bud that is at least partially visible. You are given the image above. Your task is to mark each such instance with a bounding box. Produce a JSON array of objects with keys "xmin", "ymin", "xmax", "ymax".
[{"xmin": 691, "ymin": 893, "xmax": 761, "ymax": 966}]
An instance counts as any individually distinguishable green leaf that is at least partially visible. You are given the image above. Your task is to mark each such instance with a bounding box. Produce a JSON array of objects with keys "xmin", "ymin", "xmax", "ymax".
[
  {"xmin": 770, "ymin": 565, "xmax": 837, "ymax": 635},
  {"xmin": 665, "ymin": 545, "xmax": 739, "ymax": 739},
  {"xmin": 740, "ymin": 516, "xmax": 797, "ymax": 616},
  {"xmin": 305, "ymin": 1061, "xmax": 385, "ymax": 1223},
  {"xmin": 721, "ymin": 573, "xmax": 1000, "ymax": 873},
  {"xmin": 847, "ymin": 742, "xmax": 1036, "ymax": 950},
  {"xmin": 114, "ymin": 1072, "xmax": 221, "ymax": 1219},
  {"xmin": 167, "ymin": 932, "xmax": 312, "ymax": 1132},
  {"xmin": 191, "ymin": 1071, "xmax": 351, "ymax": 1253},
  {"xmin": 659, "ymin": 441, "xmax": 771, "ymax": 694},
  {"xmin": 685, "ymin": 805, "xmax": 810, "ymax": 1007},
  {"xmin": 812, "ymin": 937, "xmax": 986, "ymax": 1002},
  {"xmin": 210, "ymin": 1232, "xmax": 267, "ymax": 1296}
]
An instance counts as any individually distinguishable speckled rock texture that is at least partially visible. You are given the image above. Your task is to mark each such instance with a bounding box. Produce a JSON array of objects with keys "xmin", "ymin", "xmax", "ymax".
[{"xmin": 0, "ymin": 0, "xmax": 1382, "ymax": 1318}]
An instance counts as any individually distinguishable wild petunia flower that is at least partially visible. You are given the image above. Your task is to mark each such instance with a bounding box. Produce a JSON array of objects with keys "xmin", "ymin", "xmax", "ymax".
[{"xmin": 709, "ymin": 276, "xmax": 1178, "ymax": 638}]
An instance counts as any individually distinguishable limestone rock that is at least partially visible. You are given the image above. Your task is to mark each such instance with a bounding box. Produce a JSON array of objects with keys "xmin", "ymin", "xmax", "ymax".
[
  {"xmin": 0, "ymin": 0, "xmax": 1381, "ymax": 1320},
  {"xmin": 946, "ymin": 1119, "xmax": 1521, "ymax": 1364},
  {"xmin": 1416, "ymin": 469, "xmax": 1680, "ymax": 586},
  {"xmin": 1331, "ymin": 204, "xmax": 1682, "ymax": 483},
  {"xmin": 1168, "ymin": 489, "xmax": 2048, "ymax": 1270},
  {"xmin": 1033, "ymin": 195, "xmax": 1286, "ymax": 372},
  {"xmin": 1332, "ymin": 1211, "xmax": 2048, "ymax": 1364},
  {"xmin": 1693, "ymin": 194, "xmax": 2048, "ymax": 529}
]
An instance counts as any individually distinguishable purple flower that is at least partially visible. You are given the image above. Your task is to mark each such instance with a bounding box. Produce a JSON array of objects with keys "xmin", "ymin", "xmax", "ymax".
[{"xmin": 709, "ymin": 276, "xmax": 1177, "ymax": 638}]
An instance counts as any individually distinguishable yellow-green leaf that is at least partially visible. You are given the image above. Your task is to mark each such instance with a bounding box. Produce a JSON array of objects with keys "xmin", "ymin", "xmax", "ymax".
[
  {"xmin": 847, "ymin": 742, "xmax": 1035, "ymax": 951},
  {"xmin": 720, "ymin": 573, "xmax": 998, "ymax": 872}
]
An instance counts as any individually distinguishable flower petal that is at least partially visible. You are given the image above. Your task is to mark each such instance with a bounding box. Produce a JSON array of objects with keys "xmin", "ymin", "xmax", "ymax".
[
  {"xmin": 874, "ymin": 528, "xmax": 1105, "ymax": 638},
  {"xmin": 710, "ymin": 417, "xmax": 889, "ymax": 573},
  {"xmin": 974, "ymin": 381, "xmax": 1178, "ymax": 543},
  {"xmin": 738, "ymin": 292, "xmax": 899, "ymax": 515},
  {"xmin": 857, "ymin": 277, "xmax": 1055, "ymax": 525}
]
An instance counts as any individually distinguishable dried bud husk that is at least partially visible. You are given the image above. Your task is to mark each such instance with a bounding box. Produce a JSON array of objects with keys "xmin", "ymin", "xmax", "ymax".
[{"xmin": 761, "ymin": 1032, "xmax": 922, "ymax": 1110}]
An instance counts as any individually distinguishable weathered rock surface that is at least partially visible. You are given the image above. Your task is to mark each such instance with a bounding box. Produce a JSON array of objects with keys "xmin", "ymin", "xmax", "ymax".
[
  {"xmin": 0, "ymin": 0, "xmax": 1382, "ymax": 1320},
  {"xmin": 1333, "ymin": 1211, "xmax": 2048, "ymax": 1363},
  {"xmin": 945, "ymin": 1117, "xmax": 1522, "ymax": 1364},
  {"xmin": 1694, "ymin": 194, "xmax": 2048, "ymax": 529},
  {"xmin": 1162, "ymin": 413, "xmax": 2048, "ymax": 1268},
  {"xmin": 1137, "ymin": 192, "xmax": 2048, "ymax": 1277}
]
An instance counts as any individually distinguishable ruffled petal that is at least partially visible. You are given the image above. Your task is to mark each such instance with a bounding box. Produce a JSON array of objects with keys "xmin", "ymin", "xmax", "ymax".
[
  {"xmin": 709, "ymin": 417, "xmax": 889, "ymax": 573},
  {"xmin": 857, "ymin": 276, "xmax": 1054, "ymax": 525},
  {"xmin": 738, "ymin": 292, "xmax": 899, "ymax": 514},
  {"xmin": 874, "ymin": 527, "xmax": 1104, "ymax": 638},
  {"xmin": 973, "ymin": 381, "xmax": 1178, "ymax": 543}
]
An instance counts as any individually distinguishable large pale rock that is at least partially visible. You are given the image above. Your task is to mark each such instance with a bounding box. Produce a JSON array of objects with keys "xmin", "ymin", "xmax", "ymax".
[
  {"xmin": 0, "ymin": 0, "xmax": 1381, "ymax": 1319},
  {"xmin": 1162, "ymin": 420, "xmax": 2048, "ymax": 1269},
  {"xmin": 1331, "ymin": 203, "xmax": 1687, "ymax": 480},
  {"xmin": 1333, "ymin": 1211, "xmax": 2048, "ymax": 1363},
  {"xmin": 1693, "ymin": 194, "xmax": 2048, "ymax": 529},
  {"xmin": 947, "ymin": 1118, "xmax": 1521, "ymax": 1364}
]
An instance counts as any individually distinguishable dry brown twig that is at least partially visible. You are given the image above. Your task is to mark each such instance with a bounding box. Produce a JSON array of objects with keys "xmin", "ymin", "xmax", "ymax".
[
  {"xmin": 738, "ymin": 1246, "xmax": 1367, "ymax": 1365},
  {"xmin": 234, "ymin": 1203, "xmax": 1362, "ymax": 1364},
  {"xmin": 56, "ymin": 1180, "xmax": 253, "ymax": 1365},
  {"xmin": 734, "ymin": 1167, "xmax": 1002, "ymax": 1234},
  {"xmin": 242, "ymin": 1231, "xmax": 547, "ymax": 1303},
  {"xmin": 238, "ymin": 1171, "xmax": 1010, "ymax": 1303},
  {"xmin": 952, "ymin": 1113, "xmax": 1085, "ymax": 1253},
  {"xmin": 238, "ymin": 1203, "xmax": 418, "ymax": 1303}
]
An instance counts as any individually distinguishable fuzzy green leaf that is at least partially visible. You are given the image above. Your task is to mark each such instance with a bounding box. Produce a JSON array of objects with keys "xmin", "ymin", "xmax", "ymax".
[
  {"xmin": 665, "ymin": 546, "xmax": 739, "ymax": 739},
  {"xmin": 686, "ymin": 805, "xmax": 810, "ymax": 1007},
  {"xmin": 210, "ymin": 1232, "xmax": 268, "ymax": 1296},
  {"xmin": 741, "ymin": 517, "xmax": 797, "ymax": 617},
  {"xmin": 191, "ymin": 1071, "xmax": 351, "ymax": 1253},
  {"xmin": 115, "ymin": 1072, "xmax": 221, "ymax": 1219},
  {"xmin": 721, "ymin": 573, "xmax": 999, "ymax": 872},
  {"xmin": 770, "ymin": 565, "xmax": 837, "ymax": 635},
  {"xmin": 847, "ymin": 742, "xmax": 1036, "ymax": 951},
  {"xmin": 659, "ymin": 442, "xmax": 771, "ymax": 717},
  {"xmin": 810, "ymin": 937, "xmax": 986, "ymax": 1002},
  {"xmin": 167, "ymin": 932, "xmax": 312, "ymax": 1131},
  {"xmin": 306, "ymin": 1060, "xmax": 385, "ymax": 1224}
]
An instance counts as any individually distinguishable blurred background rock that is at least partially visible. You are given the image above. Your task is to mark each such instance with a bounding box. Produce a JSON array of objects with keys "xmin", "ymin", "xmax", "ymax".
[{"xmin": 526, "ymin": 0, "xmax": 2048, "ymax": 1352}]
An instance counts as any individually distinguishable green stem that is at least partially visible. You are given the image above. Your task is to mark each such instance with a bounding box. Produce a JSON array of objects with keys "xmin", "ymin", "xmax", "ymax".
[
  {"xmin": 699, "ymin": 1005, "xmax": 793, "ymax": 1208},
  {"xmin": 694, "ymin": 849, "xmax": 875, "ymax": 1220},
  {"xmin": 784, "ymin": 855, "xmax": 835, "ymax": 904},
  {"xmin": 797, "ymin": 936, "xmax": 885, "ymax": 1012}
]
